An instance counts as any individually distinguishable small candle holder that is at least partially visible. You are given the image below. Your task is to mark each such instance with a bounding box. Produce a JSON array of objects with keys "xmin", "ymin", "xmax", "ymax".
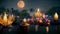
[{"xmin": 19, "ymin": 18, "xmax": 30, "ymax": 34}]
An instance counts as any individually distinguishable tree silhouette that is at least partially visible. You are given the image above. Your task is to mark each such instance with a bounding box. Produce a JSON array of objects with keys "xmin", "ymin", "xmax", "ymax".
[
  {"xmin": 0, "ymin": 6, "xmax": 6, "ymax": 14},
  {"xmin": 46, "ymin": 7, "xmax": 60, "ymax": 17},
  {"xmin": 20, "ymin": 10, "xmax": 31, "ymax": 18}
]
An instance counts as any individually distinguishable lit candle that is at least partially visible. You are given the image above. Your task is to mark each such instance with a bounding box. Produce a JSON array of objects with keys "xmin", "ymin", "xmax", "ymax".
[
  {"xmin": 54, "ymin": 12, "xmax": 58, "ymax": 20},
  {"xmin": 22, "ymin": 18, "xmax": 30, "ymax": 31},
  {"xmin": 3, "ymin": 12, "xmax": 8, "ymax": 26},
  {"xmin": 23, "ymin": 18, "xmax": 27, "ymax": 23},
  {"xmin": 23, "ymin": 18, "xmax": 30, "ymax": 26}
]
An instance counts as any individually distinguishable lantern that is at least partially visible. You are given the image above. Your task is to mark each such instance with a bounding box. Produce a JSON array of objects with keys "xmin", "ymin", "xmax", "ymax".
[
  {"xmin": 23, "ymin": 18, "xmax": 27, "ymax": 23},
  {"xmin": 0, "ymin": 12, "xmax": 15, "ymax": 26},
  {"xmin": 34, "ymin": 8, "xmax": 42, "ymax": 18},
  {"xmin": 54, "ymin": 12, "xmax": 58, "ymax": 20}
]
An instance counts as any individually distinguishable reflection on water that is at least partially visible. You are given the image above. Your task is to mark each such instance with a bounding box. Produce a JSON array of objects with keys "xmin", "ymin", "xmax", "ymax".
[
  {"xmin": 35, "ymin": 25, "xmax": 38, "ymax": 32},
  {"xmin": 2, "ymin": 25, "xmax": 60, "ymax": 34},
  {"xmin": 46, "ymin": 26, "xmax": 49, "ymax": 33},
  {"xmin": 28, "ymin": 25, "xmax": 60, "ymax": 34}
]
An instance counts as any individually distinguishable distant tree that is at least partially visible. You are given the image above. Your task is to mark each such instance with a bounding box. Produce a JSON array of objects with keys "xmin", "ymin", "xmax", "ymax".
[
  {"xmin": 0, "ymin": 6, "xmax": 6, "ymax": 14},
  {"xmin": 20, "ymin": 10, "xmax": 31, "ymax": 18},
  {"xmin": 46, "ymin": 7, "xmax": 60, "ymax": 15}
]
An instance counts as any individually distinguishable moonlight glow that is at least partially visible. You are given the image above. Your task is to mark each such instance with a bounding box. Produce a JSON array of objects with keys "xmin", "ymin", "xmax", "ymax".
[{"xmin": 17, "ymin": 0, "xmax": 25, "ymax": 8}]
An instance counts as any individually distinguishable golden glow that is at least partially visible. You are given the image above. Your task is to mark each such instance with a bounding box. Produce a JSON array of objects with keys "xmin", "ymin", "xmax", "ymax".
[
  {"xmin": 0, "ymin": 12, "xmax": 15, "ymax": 26},
  {"xmin": 17, "ymin": 0, "xmax": 25, "ymax": 8},
  {"xmin": 37, "ymin": 8, "xmax": 40, "ymax": 11},
  {"xmin": 23, "ymin": 18, "xmax": 27, "ymax": 23},
  {"xmin": 35, "ymin": 8, "xmax": 42, "ymax": 18},
  {"xmin": 39, "ymin": 19, "xmax": 43, "ymax": 23},
  {"xmin": 22, "ymin": 18, "xmax": 30, "ymax": 26},
  {"xmin": 46, "ymin": 26, "xmax": 49, "ymax": 33},
  {"xmin": 54, "ymin": 12, "xmax": 58, "ymax": 20},
  {"xmin": 3, "ymin": 12, "xmax": 8, "ymax": 26},
  {"xmin": 47, "ymin": 20, "xmax": 50, "ymax": 25},
  {"xmin": 43, "ymin": 14, "xmax": 46, "ymax": 18}
]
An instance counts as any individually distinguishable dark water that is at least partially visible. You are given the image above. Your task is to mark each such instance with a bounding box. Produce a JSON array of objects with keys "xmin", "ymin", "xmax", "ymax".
[
  {"xmin": 2, "ymin": 25, "xmax": 60, "ymax": 34},
  {"xmin": 28, "ymin": 25, "xmax": 60, "ymax": 34}
]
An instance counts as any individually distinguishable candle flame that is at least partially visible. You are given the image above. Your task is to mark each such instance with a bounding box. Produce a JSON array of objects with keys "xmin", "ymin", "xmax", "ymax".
[
  {"xmin": 3, "ymin": 12, "xmax": 8, "ymax": 26},
  {"xmin": 37, "ymin": 8, "xmax": 40, "ymax": 12},
  {"xmin": 23, "ymin": 18, "xmax": 27, "ymax": 23}
]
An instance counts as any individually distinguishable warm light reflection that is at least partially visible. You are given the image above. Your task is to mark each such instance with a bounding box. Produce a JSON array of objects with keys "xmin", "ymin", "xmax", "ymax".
[
  {"xmin": 35, "ymin": 25, "xmax": 38, "ymax": 32},
  {"xmin": 3, "ymin": 12, "xmax": 8, "ymax": 25},
  {"xmin": 46, "ymin": 26, "xmax": 49, "ymax": 33},
  {"xmin": 54, "ymin": 12, "xmax": 58, "ymax": 20}
]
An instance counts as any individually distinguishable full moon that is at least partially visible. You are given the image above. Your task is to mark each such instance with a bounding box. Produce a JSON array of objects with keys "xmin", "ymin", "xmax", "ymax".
[{"xmin": 17, "ymin": 0, "xmax": 25, "ymax": 8}]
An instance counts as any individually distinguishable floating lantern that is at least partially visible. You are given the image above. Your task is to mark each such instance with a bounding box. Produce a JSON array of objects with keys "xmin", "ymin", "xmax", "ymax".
[
  {"xmin": 54, "ymin": 12, "xmax": 58, "ymax": 20},
  {"xmin": 23, "ymin": 18, "xmax": 29, "ymax": 26},
  {"xmin": 23, "ymin": 18, "xmax": 27, "ymax": 23},
  {"xmin": 34, "ymin": 8, "xmax": 42, "ymax": 18},
  {"xmin": 0, "ymin": 12, "xmax": 15, "ymax": 26}
]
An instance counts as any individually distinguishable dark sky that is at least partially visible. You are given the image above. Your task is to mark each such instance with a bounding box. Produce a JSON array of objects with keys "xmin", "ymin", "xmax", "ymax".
[{"xmin": 0, "ymin": 0, "xmax": 60, "ymax": 11}]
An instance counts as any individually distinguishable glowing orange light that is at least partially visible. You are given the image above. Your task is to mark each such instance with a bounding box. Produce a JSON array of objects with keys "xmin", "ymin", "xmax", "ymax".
[
  {"xmin": 43, "ymin": 14, "xmax": 46, "ymax": 19},
  {"xmin": 0, "ymin": 12, "xmax": 15, "ymax": 26},
  {"xmin": 54, "ymin": 12, "xmax": 58, "ymax": 20},
  {"xmin": 23, "ymin": 18, "xmax": 27, "ymax": 23},
  {"xmin": 35, "ymin": 8, "xmax": 42, "ymax": 18},
  {"xmin": 39, "ymin": 19, "xmax": 43, "ymax": 23},
  {"xmin": 46, "ymin": 26, "xmax": 49, "ymax": 33},
  {"xmin": 47, "ymin": 20, "xmax": 50, "ymax": 25},
  {"xmin": 17, "ymin": 0, "xmax": 25, "ymax": 8}
]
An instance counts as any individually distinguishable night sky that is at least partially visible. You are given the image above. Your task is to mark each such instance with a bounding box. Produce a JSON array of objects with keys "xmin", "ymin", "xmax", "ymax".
[{"xmin": 0, "ymin": 0, "xmax": 60, "ymax": 11}]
